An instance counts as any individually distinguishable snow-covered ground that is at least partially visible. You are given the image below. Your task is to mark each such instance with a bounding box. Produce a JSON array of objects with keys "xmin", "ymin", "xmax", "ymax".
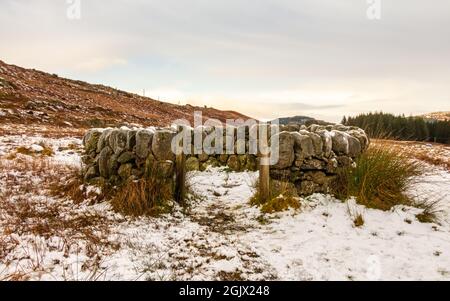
[{"xmin": 0, "ymin": 135, "xmax": 449, "ymax": 281}]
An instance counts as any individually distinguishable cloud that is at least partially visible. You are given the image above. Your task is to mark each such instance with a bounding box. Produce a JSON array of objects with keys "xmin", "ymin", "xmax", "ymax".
[
  {"xmin": 74, "ymin": 57, "xmax": 127, "ymax": 72},
  {"xmin": 0, "ymin": 0, "xmax": 449, "ymax": 122}
]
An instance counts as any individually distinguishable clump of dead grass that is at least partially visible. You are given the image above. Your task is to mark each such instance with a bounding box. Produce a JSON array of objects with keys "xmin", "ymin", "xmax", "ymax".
[
  {"xmin": 250, "ymin": 179, "xmax": 301, "ymax": 213},
  {"xmin": 333, "ymin": 143, "xmax": 424, "ymax": 211},
  {"xmin": 110, "ymin": 164, "xmax": 174, "ymax": 217}
]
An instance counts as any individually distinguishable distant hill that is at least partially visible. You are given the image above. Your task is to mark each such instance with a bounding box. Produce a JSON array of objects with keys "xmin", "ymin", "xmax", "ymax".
[
  {"xmin": 420, "ymin": 112, "xmax": 450, "ymax": 122},
  {"xmin": 0, "ymin": 60, "xmax": 251, "ymax": 131},
  {"xmin": 273, "ymin": 115, "xmax": 332, "ymax": 126}
]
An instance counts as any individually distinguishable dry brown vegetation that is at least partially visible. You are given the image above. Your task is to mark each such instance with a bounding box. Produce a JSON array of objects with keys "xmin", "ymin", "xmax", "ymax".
[
  {"xmin": 333, "ymin": 142, "xmax": 424, "ymax": 211},
  {"xmin": 372, "ymin": 139, "xmax": 450, "ymax": 171},
  {"xmin": 250, "ymin": 179, "xmax": 301, "ymax": 213},
  {"xmin": 0, "ymin": 155, "xmax": 120, "ymax": 280},
  {"xmin": 110, "ymin": 166, "xmax": 174, "ymax": 217},
  {"xmin": 0, "ymin": 59, "xmax": 252, "ymax": 135}
]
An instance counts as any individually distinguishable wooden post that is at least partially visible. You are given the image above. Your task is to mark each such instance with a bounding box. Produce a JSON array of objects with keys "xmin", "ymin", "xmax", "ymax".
[
  {"xmin": 175, "ymin": 126, "xmax": 186, "ymax": 203},
  {"xmin": 259, "ymin": 124, "xmax": 270, "ymax": 203}
]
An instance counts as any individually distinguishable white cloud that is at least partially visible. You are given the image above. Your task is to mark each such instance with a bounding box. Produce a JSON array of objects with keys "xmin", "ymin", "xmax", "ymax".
[{"xmin": 0, "ymin": 0, "xmax": 449, "ymax": 121}]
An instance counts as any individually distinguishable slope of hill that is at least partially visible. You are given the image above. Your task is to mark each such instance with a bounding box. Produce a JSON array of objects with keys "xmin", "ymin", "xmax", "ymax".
[
  {"xmin": 0, "ymin": 60, "xmax": 250, "ymax": 135},
  {"xmin": 274, "ymin": 115, "xmax": 332, "ymax": 126},
  {"xmin": 421, "ymin": 112, "xmax": 450, "ymax": 122}
]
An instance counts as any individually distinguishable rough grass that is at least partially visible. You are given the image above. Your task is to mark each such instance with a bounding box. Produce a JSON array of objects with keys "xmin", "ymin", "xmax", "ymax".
[
  {"xmin": 250, "ymin": 179, "xmax": 300, "ymax": 213},
  {"xmin": 353, "ymin": 213, "xmax": 365, "ymax": 227},
  {"xmin": 415, "ymin": 200, "xmax": 442, "ymax": 224},
  {"xmin": 110, "ymin": 164, "xmax": 174, "ymax": 217},
  {"xmin": 333, "ymin": 143, "xmax": 423, "ymax": 211},
  {"xmin": 0, "ymin": 155, "xmax": 119, "ymax": 279},
  {"xmin": 260, "ymin": 195, "xmax": 301, "ymax": 214}
]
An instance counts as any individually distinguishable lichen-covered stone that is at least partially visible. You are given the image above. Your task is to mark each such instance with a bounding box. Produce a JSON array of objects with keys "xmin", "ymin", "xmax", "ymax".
[
  {"xmin": 83, "ymin": 129, "xmax": 101, "ymax": 153},
  {"xmin": 272, "ymin": 132, "xmax": 295, "ymax": 169},
  {"xmin": 198, "ymin": 153, "xmax": 209, "ymax": 162},
  {"xmin": 118, "ymin": 163, "xmax": 132, "ymax": 180},
  {"xmin": 107, "ymin": 153, "xmax": 120, "ymax": 176},
  {"xmin": 292, "ymin": 132, "xmax": 314, "ymax": 159},
  {"xmin": 152, "ymin": 130, "xmax": 176, "ymax": 161},
  {"xmin": 117, "ymin": 151, "xmax": 136, "ymax": 164},
  {"xmin": 331, "ymin": 130, "xmax": 349, "ymax": 155},
  {"xmin": 227, "ymin": 155, "xmax": 240, "ymax": 172},
  {"xmin": 185, "ymin": 157, "xmax": 200, "ymax": 172},
  {"xmin": 96, "ymin": 129, "xmax": 112, "ymax": 153},
  {"xmin": 347, "ymin": 135, "xmax": 362, "ymax": 158},
  {"xmin": 316, "ymin": 130, "xmax": 333, "ymax": 157},
  {"xmin": 135, "ymin": 130, "xmax": 153, "ymax": 160},
  {"xmin": 109, "ymin": 129, "xmax": 127, "ymax": 154},
  {"xmin": 300, "ymin": 159, "xmax": 326, "ymax": 170},
  {"xmin": 84, "ymin": 165, "xmax": 98, "ymax": 181},
  {"xmin": 200, "ymin": 157, "xmax": 220, "ymax": 171},
  {"xmin": 98, "ymin": 146, "xmax": 112, "ymax": 178},
  {"xmin": 218, "ymin": 154, "xmax": 229, "ymax": 164}
]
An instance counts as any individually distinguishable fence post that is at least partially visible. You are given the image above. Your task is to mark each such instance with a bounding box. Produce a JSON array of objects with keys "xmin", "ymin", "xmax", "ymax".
[
  {"xmin": 175, "ymin": 125, "xmax": 186, "ymax": 203},
  {"xmin": 259, "ymin": 124, "xmax": 270, "ymax": 203}
]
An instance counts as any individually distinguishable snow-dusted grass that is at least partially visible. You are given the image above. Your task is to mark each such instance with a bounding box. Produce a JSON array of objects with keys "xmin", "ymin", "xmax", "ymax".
[{"xmin": 0, "ymin": 135, "xmax": 449, "ymax": 281}]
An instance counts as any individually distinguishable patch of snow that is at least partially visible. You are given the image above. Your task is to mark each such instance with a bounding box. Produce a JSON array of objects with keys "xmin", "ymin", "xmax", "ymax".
[{"xmin": 1, "ymin": 135, "xmax": 449, "ymax": 281}]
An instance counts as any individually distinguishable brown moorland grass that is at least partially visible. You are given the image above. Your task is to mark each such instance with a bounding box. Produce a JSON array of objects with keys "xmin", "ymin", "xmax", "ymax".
[
  {"xmin": 332, "ymin": 142, "xmax": 444, "ymax": 219},
  {"xmin": 0, "ymin": 156, "xmax": 119, "ymax": 278}
]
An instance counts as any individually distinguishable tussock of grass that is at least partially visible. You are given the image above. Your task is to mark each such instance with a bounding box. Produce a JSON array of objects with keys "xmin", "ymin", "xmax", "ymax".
[
  {"xmin": 353, "ymin": 214, "xmax": 365, "ymax": 227},
  {"xmin": 16, "ymin": 146, "xmax": 35, "ymax": 156},
  {"xmin": 260, "ymin": 195, "xmax": 300, "ymax": 214},
  {"xmin": 111, "ymin": 178, "xmax": 173, "ymax": 217},
  {"xmin": 333, "ymin": 144, "xmax": 423, "ymax": 211},
  {"xmin": 49, "ymin": 169, "xmax": 88, "ymax": 204},
  {"xmin": 111, "ymin": 164, "xmax": 174, "ymax": 217},
  {"xmin": 250, "ymin": 179, "xmax": 300, "ymax": 213},
  {"xmin": 415, "ymin": 200, "xmax": 442, "ymax": 224}
]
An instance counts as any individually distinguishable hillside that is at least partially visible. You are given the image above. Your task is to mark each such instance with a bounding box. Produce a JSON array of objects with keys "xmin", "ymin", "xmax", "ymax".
[
  {"xmin": 421, "ymin": 111, "xmax": 450, "ymax": 122},
  {"xmin": 0, "ymin": 60, "xmax": 250, "ymax": 136},
  {"xmin": 274, "ymin": 115, "xmax": 332, "ymax": 126}
]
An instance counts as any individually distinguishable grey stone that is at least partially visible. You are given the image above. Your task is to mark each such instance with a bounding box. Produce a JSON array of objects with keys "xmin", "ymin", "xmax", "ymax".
[
  {"xmin": 272, "ymin": 132, "xmax": 295, "ymax": 169},
  {"xmin": 96, "ymin": 129, "xmax": 112, "ymax": 153},
  {"xmin": 98, "ymin": 146, "xmax": 112, "ymax": 178},
  {"xmin": 109, "ymin": 129, "xmax": 127, "ymax": 154},
  {"xmin": 347, "ymin": 135, "xmax": 362, "ymax": 157},
  {"xmin": 292, "ymin": 132, "xmax": 314, "ymax": 159},
  {"xmin": 218, "ymin": 154, "xmax": 229, "ymax": 164},
  {"xmin": 83, "ymin": 129, "xmax": 101, "ymax": 153},
  {"xmin": 152, "ymin": 130, "xmax": 176, "ymax": 161},
  {"xmin": 185, "ymin": 157, "xmax": 200, "ymax": 171},
  {"xmin": 135, "ymin": 130, "xmax": 153, "ymax": 159},
  {"xmin": 198, "ymin": 153, "xmax": 209, "ymax": 162},
  {"xmin": 117, "ymin": 151, "xmax": 136, "ymax": 164},
  {"xmin": 306, "ymin": 132, "xmax": 323, "ymax": 157},
  {"xmin": 107, "ymin": 153, "xmax": 120, "ymax": 176},
  {"xmin": 331, "ymin": 130, "xmax": 349, "ymax": 155},
  {"xmin": 200, "ymin": 157, "xmax": 220, "ymax": 171},
  {"xmin": 227, "ymin": 155, "xmax": 241, "ymax": 172},
  {"xmin": 300, "ymin": 159, "xmax": 327, "ymax": 170},
  {"xmin": 84, "ymin": 165, "xmax": 98, "ymax": 181},
  {"xmin": 118, "ymin": 163, "xmax": 133, "ymax": 180},
  {"xmin": 316, "ymin": 130, "xmax": 333, "ymax": 157}
]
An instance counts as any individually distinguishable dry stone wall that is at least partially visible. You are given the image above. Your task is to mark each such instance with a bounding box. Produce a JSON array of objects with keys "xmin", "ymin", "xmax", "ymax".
[{"xmin": 81, "ymin": 124, "xmax": 369, "ymax": 196}]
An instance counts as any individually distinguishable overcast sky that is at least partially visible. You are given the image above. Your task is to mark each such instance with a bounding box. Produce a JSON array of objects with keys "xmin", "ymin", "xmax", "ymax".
[{"xmin": 1, "ymin": 0, "xmax": 449, "ymax": 122}]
